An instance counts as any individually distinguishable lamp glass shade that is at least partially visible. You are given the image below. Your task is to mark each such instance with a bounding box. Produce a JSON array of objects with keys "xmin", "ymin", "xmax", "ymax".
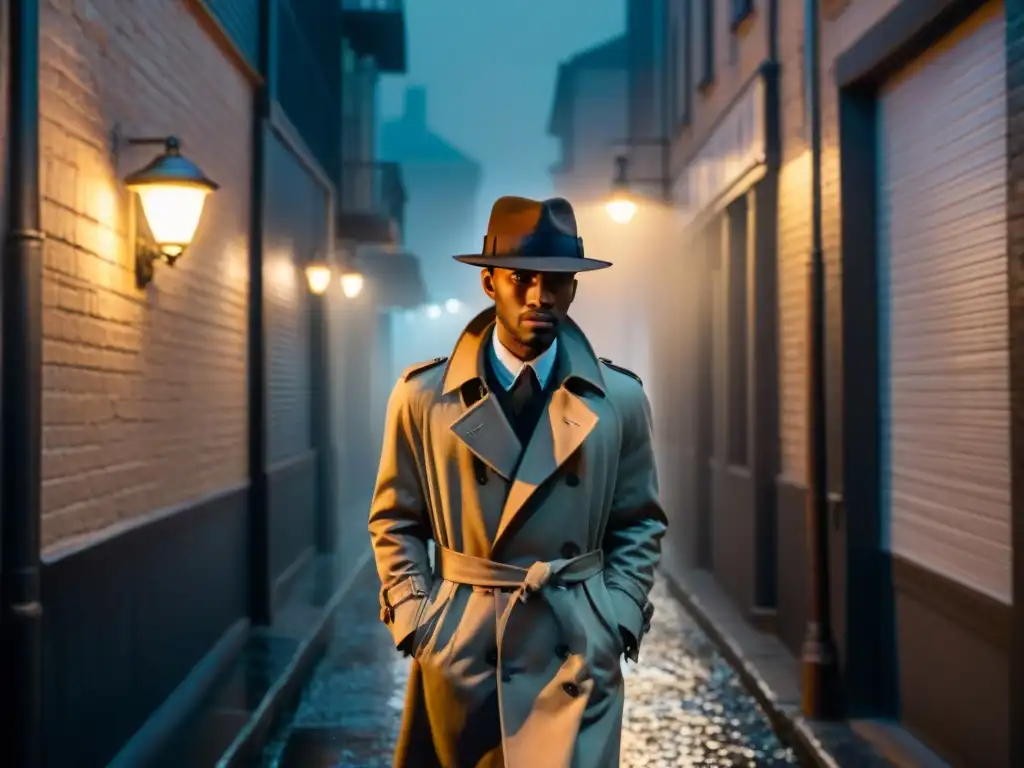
[
  {"xmin": 606, "ymin": 195, "xmax": 637, "ymax": 224},
  {"xmin": 340, "ymin": 271, "xmax": 364, "ymax": 298},
  {"xmin": 305, "ymin": 264, "xmax": 332, "ymax": 294},
  {"xmin": 135, "ymin": 184, "xmax": 212, "ymax": 256}
]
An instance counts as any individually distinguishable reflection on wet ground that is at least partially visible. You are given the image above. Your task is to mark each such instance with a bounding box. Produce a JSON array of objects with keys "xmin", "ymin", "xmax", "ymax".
[{"xmin": 263, "ymin": 568, "xmax": 801, "ymax": 767}]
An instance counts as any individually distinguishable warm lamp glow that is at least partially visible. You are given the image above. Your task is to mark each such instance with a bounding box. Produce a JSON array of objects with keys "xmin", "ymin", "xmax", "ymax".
[
  {"xmin": 305, "ymin": 264, "xmax": 332, "ymax": 294},
  {"xmin": 341, "ymin": 271, "xmax": 364, "ymax": 298},
  {"xmin": 606, "ymin": 195, "xmax": 638, "ymax": 224},
  {"xmin": 134, "ymin": 184, "xmax": 212, "ymax": 256}
]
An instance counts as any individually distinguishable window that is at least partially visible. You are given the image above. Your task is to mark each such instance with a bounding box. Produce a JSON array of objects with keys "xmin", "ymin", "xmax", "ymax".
[
  {"xmin": 692, "ymin": 0, "xmax": 714, "ymax": 89},
  {"xmin": 671, "ymin": 1, "xmax": 690, "ymax": 127},
  {"xmin": 731, "ymin": 0, "xmax": 754, "ymax": 29},
  {"xmin": 726, "ymin": 195, "xmax": 749, "ymax": 468}
]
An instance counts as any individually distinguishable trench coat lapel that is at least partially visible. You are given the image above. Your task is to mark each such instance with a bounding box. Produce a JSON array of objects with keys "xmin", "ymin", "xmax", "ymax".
[
  {"xmin": 449, "ymin": 392, "xmax": 521, "ymax": 481},
  {"xmin": 493, "ymin": 385, "xmax": 598, "ymax": 545},
  {"xmin": 444, "ymin": 308, "xmax": 523, "ymax": 482}
]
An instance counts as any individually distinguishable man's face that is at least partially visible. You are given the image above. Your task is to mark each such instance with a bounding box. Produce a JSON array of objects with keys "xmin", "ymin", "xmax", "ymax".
[{"xmin": 482, "ymin": 268, "xmax": 578, "ymax": 357}]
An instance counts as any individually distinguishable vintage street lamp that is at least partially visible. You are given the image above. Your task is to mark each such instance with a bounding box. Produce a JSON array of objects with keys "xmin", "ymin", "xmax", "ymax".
[
  {"xmin": 123, "ymin": 136, "xmax": 219, "ymax": 289},
  {"xmin": 305, "ymin": 259, "xmax": 332, "ymax": 295},
  {"xmin": 340, "ymin": 269, "xmax": 364, "ymax": 299},
  {"xmin": 606, "ymin": 155, "xmax": 638, "ymax": 224}
]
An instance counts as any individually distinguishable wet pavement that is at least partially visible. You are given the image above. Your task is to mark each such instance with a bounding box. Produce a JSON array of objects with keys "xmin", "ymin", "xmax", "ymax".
[{"xmin": 263, "ymin": 566, "xmax": 801, "ymax": 767}]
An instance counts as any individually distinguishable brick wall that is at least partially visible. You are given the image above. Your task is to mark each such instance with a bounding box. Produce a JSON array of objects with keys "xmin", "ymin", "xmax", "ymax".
[
  {"xmin": 774, "ymin": 0, "xmax": 903, "ymax": 484},
  {"xmin": 39, "ymin": 0, "xmax": 252, "ymax": 550}
]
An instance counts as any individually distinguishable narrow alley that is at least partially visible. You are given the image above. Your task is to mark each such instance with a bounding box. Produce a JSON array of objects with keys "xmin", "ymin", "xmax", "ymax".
[{"xmin": 261, "ymin": 566, "xmax": 800, "ymax": 768}]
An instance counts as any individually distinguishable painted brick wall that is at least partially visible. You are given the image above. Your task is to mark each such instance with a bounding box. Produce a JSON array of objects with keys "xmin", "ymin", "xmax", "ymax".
[
  {"xmin": 775, "ymin": 0, "xmax": 904, "ymax": 484},
  {"xmin": 776, "ymin": 0, "xmax": 810, "ymax": 483},
  {"xmin": 38, "ymin": 0, "xmax": 252, "ymax": 550}
]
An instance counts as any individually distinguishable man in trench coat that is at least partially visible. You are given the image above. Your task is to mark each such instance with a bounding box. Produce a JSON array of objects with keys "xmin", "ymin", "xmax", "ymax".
[{"xmin": 369, "ymin": 195, "xmax": 667, "ymax": 768}]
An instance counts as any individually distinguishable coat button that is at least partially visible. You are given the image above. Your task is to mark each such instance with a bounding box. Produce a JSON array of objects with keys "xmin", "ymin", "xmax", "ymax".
[
  {"xmin": 486, "ymin": 649, "xmax": 498, "ymax": 666},
  {"xmin": 560, "ymin": 542, "xmax": 580, "ymax": 559},
  {"xmin": 562, "ymin": 682, "xmax": 580, "ymax": 698},
  {"xmin": 555, "ymin": 644, "xmax": 570, "ymax": 660},
  {"xmin": 566, "ymin": 473, "xmax": 580, "ymax": 487}
]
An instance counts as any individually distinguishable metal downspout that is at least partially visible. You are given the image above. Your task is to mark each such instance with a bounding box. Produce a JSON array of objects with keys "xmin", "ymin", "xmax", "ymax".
[
  {"xmin": 0, "ymin": 0, "xmax": 45, "ymax": 764},
  {"xmin": 247, "ymin": 0, "xmax": 277, "ymax": 625},
  {"xmin": 801, "ymin": 0, "xmax": 840, "ymax": 718}
]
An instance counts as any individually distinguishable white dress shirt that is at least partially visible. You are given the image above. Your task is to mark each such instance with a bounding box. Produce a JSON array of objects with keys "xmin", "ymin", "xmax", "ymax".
[{"xmin": 488, "ymin": 326, "xmax": 558, "ymax": 392}]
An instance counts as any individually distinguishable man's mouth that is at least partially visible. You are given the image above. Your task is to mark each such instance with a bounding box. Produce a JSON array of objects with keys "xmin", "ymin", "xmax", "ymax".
[{"xmin": 522, "ymin": 314, "xmax": 556, "ymax": 329}]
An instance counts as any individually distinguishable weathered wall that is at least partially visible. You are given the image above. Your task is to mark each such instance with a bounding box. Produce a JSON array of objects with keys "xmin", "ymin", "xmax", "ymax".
[{"xmin": 39, "ymin": 0, "xmax": 251, "ymax": 551}]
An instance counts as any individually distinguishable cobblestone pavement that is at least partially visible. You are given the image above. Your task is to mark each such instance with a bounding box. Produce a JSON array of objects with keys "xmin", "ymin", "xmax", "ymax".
[{"xmin": 264, "ymin": 567, "xmax": 801, "ymax": 767}]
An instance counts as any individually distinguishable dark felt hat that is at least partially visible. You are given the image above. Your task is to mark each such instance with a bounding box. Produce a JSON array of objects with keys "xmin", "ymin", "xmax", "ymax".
[{"xmin": 452, "ymin": 195, "xmax": 612, "ymax": 272}]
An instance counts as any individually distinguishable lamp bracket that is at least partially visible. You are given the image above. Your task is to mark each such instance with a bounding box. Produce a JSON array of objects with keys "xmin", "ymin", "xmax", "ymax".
[{"xmin": 110, "ymin": 124, "xmax": 181, "ymax": 159}]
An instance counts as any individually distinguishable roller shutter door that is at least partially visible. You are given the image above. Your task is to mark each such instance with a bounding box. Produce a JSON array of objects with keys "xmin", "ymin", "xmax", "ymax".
[{"xmin": 877, "ymin": 1, "xmax": 1010, "ymax": 601}]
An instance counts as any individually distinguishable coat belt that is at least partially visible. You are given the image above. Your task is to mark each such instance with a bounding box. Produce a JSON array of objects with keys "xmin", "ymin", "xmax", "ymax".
[{"xmin": 436, "ymin": 547, "xmax": 604, "ymax": 592}]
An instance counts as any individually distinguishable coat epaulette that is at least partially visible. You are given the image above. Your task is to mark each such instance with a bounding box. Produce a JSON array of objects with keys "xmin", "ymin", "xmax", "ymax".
[
  {"xmin": 598, "ymin": 357, "xmax": 643, "ymax": 387},
  {"xmin": 401, "ymin": 356, "xmax": 448, "ymax": 382}
]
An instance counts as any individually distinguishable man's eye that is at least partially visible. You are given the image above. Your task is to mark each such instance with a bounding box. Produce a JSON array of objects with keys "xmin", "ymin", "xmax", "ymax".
[{"xmin": 510, "ymin": 272, "xmax": 524, "ymax": 283}]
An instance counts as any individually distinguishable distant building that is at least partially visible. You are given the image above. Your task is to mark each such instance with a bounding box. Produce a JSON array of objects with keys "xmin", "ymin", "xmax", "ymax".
[
  {"xmin": 379, "ymin": 86, "xmax": 483, "ymax": 304},
  {"xmin": 547, "ymin": 35, "xmax": 628, "ymax": 201}
]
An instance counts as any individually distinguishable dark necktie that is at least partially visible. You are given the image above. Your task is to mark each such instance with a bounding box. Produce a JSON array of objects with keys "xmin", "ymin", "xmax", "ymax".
[{"xmin": 509, "ymin": 366, "xmax": 542, "ymax": 442}]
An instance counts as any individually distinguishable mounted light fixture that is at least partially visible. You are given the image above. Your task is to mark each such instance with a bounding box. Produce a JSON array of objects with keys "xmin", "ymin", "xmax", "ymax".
[
  {"xmin": 122, "ymin": 135, "xmax": 219, "ymax": 289},
  {"xmin": 340, "ymin": 269, "xmax": 364, "ymax": 299},
  {"xmin": 606, "ymin": 155, "xmax": 638, "ymax": 224},
  {"xmin": 305, "ymin": 259, "xmax": 332, "ymax": 295}
]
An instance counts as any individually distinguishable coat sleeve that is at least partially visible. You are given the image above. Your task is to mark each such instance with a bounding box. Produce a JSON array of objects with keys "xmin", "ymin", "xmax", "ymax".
[
  {"xmin": 603, "ymin": 385, "xmax": 668, "ymax": 661},
  {"xmin": 368, "ymin": 378, "xmax": 433, "ymax": 651}
]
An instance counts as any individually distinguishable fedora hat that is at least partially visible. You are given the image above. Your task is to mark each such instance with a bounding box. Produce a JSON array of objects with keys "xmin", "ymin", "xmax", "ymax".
[{"xmin": 452, "ymin": 196, "xmax": 612, "ymax": 273}]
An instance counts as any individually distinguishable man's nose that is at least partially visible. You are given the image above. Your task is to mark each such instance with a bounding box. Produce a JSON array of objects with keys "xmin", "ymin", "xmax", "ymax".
[{"xmin": 526, "ymin": 277, "xmax": 557, "ymax": 307}]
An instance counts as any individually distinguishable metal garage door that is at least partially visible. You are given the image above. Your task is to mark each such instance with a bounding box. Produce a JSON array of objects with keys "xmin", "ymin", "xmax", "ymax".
[{"xmin": 878, "ymin": 0, "xmax": 1010, "ymax": 602}]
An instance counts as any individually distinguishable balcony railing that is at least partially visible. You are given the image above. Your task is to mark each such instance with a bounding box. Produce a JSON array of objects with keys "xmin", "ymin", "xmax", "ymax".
[
  {"xmin": 341, "ymin": 0, "xmax": 406, "ymax": 73},
  {"xmin": 338, "ymin": 162, "xmax": 407, "ymax": 244}
]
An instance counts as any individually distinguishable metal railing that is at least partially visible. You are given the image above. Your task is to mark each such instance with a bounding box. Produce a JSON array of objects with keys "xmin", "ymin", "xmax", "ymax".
[{"xmin": 339, "ymin": 162, "xmax": 406, "ymax": 231}]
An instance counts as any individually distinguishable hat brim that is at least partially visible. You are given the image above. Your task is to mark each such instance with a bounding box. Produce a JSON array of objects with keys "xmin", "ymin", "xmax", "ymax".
[{"xmin": 452, "ymin": 254, "xmax": 612, "ymax": 272}]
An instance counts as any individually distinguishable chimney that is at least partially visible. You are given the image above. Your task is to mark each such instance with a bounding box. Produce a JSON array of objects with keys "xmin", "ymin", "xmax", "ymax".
[{"xmin": 404, "ymin": 86, "xmax": 427, "ymax": 127}]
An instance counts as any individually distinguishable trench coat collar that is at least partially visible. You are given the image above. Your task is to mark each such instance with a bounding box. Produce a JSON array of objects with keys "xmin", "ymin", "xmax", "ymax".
[{"xmin": 441, "ymin": 307, "xmax": 605, "ymax": 398}]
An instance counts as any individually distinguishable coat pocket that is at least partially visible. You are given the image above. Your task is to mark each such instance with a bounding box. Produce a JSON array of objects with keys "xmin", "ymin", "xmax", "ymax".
[
  {"xmin": 411, "ymin": 579, "xmax": 455, "ymax": 659},
  {"xmin": 581, "ymin": 577, "xmax": 625, "ymax": 659}
]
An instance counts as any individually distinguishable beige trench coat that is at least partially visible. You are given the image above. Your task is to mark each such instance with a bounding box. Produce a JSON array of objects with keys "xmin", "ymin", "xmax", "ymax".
[{"xmin": 368, "ymin": 308, "xmax": 667, "ymax": 768}]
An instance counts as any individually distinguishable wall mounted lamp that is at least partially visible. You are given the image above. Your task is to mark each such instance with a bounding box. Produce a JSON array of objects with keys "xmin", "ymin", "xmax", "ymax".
[
  {"xmin": 122, "ymin": 135, "xmax": 219, "ymax": 289},
  {"xmin": 303, "ymin": 258, "xmax": 365, "ymax": 299},
  {"xmin": 305, "ymin": 259, "xmax": 332, "ymax": 295},
  {"xmin": 340, "ymin": 270, "xmax": 364, "ymax": 299},
  {"xmin": 606, "ymin": 155, "xmax": 638, "ymax": 224}
]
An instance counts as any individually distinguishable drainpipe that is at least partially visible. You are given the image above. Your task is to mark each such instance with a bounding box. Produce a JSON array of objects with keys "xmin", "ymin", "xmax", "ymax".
[
  {"xmin": 0, "ymin": 0, "xmax": 45, "ymax": 764},
  {"xmin": 247, "ymin": 0, "xmax": 278, "ymax": 626},
  {"xmin": 801, "ymin": 0, "xmax": 840, "ymax": 718}
]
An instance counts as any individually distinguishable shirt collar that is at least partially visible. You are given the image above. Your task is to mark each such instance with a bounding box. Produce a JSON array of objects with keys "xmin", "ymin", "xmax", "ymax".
[{"xmin": 489, "ymin": 326, "xmax": 558, "ymax": 391}]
